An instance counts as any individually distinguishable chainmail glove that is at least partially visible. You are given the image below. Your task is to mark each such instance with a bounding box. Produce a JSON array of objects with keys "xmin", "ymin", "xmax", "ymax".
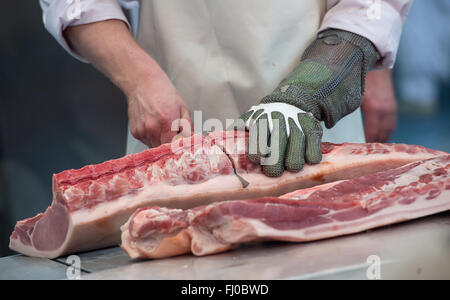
[{"xmin": 235, "ymin": 29, "xmax": 380, "ymax": 177}]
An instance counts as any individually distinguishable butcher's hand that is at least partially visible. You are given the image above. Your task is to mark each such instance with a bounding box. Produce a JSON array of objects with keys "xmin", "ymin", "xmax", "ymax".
[
  {"xmin": 64, "ymin": 20, "xmax": 192, "ymax": 148},
  {"xmin": 362, "ymin": 69, "xmax": 397, "ymax": 143},
  {"xmin": 126, "ymin": 72, "xmax": 192, "ymax": 147},
  {"xmin": 234, "ymin": 29, "xmax": 380, "ymax": 177}
]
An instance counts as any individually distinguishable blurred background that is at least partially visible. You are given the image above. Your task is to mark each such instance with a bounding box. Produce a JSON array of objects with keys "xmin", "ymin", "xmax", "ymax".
[
  {"xmin": 0, "ymin": 1, "xmax": 449, "ymax": 257},
  {"xmin": 0, "ymin": 1, "xmax": 128, "ymax": 256}
]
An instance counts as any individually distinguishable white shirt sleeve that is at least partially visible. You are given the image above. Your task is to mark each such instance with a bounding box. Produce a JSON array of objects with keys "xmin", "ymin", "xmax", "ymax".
[
  {"xmin": 320, "ymin": 0, "xmax": 413, "ymax": 69},
  {"xmin": 39, "ymin": 0, "xmax": 131, "ymax": 63}
]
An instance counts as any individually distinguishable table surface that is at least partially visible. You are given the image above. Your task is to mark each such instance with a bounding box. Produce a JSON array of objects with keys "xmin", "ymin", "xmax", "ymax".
[{"xmin": 1, "ymin": 211, "xmax": 449, "ymax": 280}]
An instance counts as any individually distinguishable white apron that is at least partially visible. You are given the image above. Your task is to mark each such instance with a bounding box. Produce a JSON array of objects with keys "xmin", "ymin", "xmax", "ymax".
[{"xmin": 126, "ymin": 0, "xmax": 365, "ymax": 154}]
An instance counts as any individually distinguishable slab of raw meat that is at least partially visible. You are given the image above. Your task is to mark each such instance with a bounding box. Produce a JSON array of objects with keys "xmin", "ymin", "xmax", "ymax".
[
  {"xmin": 9, "ymin": 131, "xmax": 446, "ymax": 258},
  {"xmin": 121, "ymin": 155, "xmax": 450, "ymax": 259}
]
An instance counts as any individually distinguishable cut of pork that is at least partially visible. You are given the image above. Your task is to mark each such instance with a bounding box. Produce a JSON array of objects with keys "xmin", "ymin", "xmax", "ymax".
[
  {"xmin": 10, "ymin": 131, "xmax": 447, "ymax": 258},
  {"xmin": 121, "ymin": 155, "xmax": 450, "ymax": 259}
]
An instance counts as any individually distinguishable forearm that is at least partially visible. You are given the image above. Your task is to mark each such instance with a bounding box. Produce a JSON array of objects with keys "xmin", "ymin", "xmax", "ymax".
[
  {"xmin": 64, "ymin": 19, "xmax": 164, "ymax": 95},
  {"xmin": 64, "ymin": 19, "xmax": 191, "ymax": 147},
  {"xmin": 362, "ymin": 69, "xmax": 397, "ymax": 142}
]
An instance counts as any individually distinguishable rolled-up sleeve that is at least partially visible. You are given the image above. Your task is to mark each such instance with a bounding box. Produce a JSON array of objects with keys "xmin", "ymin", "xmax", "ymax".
[
  {"xmin": 320, "ymin": 0, "xmax": 413, "ymax": 69},
  {"xmin": 39, "ymin": 0, "xmax": 131, "ymax": 63}
]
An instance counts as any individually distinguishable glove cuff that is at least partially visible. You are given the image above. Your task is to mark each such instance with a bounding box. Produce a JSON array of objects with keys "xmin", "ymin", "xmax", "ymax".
[
  {"xmin": 313, "ymin": 29, "xmax": 380, "ymax": 88},
  {"xmin": 302, "ymin": 29, "xmax": 380, "ymax": 128},
  {"xmin": 262, "ymin": 29, "xmax": 381, "ymax": 129}
]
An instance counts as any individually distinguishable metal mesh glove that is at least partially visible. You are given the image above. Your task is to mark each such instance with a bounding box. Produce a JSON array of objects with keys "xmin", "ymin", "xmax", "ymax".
[
  {"xmin": 233, "ymin": 29, "xmax": 379, "ymax": 177},
  {"xmin": 261, "ymin": 29, "xmax": 380, "ymax": 128},
  {"xmin": 235, "ymin": 103, "xmax": 322, "ymax": 177}
]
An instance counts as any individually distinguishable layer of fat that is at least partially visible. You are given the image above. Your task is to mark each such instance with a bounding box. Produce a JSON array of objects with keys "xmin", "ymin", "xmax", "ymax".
[
  {"xmin": 238, "ymin": 152, "xmax": 438, "ymax": 199},
  {"xmin": 206, "ymin": 190, "xmax": 450, "ymax": 250},
  {"xmin": 57, "ymin": 174, "xmax": 244, "ymax": 255},
  {"xmin": 17, "ymin": 148, "xmax": 441, "ymax": 258},
  {"xmin": 63, "ymin": 150, "xmax": 441, "ymax": 256},
  {"xmin": 283, "ymin": 158, "xmax": 443, "ymax": 200},
  {"xmin": 72, "ymin": 174, "xmax": 243, "ymax": 224}
]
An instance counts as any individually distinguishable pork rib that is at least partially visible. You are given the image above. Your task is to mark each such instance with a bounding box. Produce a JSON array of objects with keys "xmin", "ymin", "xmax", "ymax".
[
  {"xmin": 121, "ymin": 155, "xmax": 450, "ymax": 259},
  {"xmin": 9, "ymin": 131, "xmax": 446, "ymax": 258}
]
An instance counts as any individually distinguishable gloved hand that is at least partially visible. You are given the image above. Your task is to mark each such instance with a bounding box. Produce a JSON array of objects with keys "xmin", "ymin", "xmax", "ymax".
[{"xmin": 235, "ymin": 29, "xmax": 380, "ymax": 177}]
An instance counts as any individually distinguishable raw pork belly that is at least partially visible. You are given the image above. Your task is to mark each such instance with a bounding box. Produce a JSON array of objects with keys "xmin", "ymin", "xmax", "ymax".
[
  {"xmin": 9, "ymin": 131, "xmax": 446, "ymax": 258},
  {"xmin": 121, "ymin": 155, "xmax": 450, "ymax": 259}
]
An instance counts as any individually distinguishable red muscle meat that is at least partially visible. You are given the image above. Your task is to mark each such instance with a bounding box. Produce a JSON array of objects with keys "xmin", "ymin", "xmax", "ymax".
[
  {"xmin": 9, "ymin": 131, "xmax": 447, "ymax": 258},
  {"xmin": 121, "ymin": 155, "xmax": 450, "ymax": 259}
]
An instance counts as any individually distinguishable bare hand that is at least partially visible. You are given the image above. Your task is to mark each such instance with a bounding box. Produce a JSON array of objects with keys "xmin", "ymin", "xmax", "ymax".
[
  {"xmin": 64, "ymin": 20, "xmax": 192, "ymax": 148},
  {"xmin": 361, "ymin": 69, "xmax": 397, "ymax": 143},
  {"xmin": 127, "ymin": 73, "xmax": 192, "ymax": 148}
]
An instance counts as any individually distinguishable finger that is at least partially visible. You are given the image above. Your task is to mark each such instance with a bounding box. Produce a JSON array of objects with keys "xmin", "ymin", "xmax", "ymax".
[
  {"xmin": 145, "ymin": 134, "xmax": 160, "ymax": 148},
  {"xmin": 284, "ymin": 117, "xmax": 305, "ymax": 172},
  {"xmin": 262, "ymin": 112, "xmax": 288, "ymax": 177},
  {"xmin": 248, "ymin": 119, "xmax": 259, "ymax": 163},
  {"xmin": 144, "ymin": 120, "xmax": 162, "ymax": 148},
  {"xmin": 160, "ymin": 127, "xmax": 178, "ymax": 145},
  {"xmin": 140, "ymin": 130, "xmax": 157, "ymax": 148},
  {"xmin": 160, "ymin": 108, "xmax": 192, "ymax": 144},
  {"xmin": 256, "ymin": 114, "xmax": 271, "ymax": 158},
  {"xmin": 248, "ymin": 113, "xmax": 269, "ymax": 164},
  {"xmin": 363, "ymin": 109, "xmax": 381, "ymax": 143},
  {"xmin": 298, "ymin": 113, "xmax": 322, "ymax": 164},
  {"xmin": 130, "ymin": 124, "xmax": 144, "ymax": 142},
  {"xmin": 130, "ymin": 123, "xmax": 153, "ymax": 148},
  {"xmin": 237, "ymin": 110, "xmax": 255, "ymax": 131},
  {"xmin": 246, "ymin": 108, "xmax": 265, "ymax": 131},
  {"xmin": 378, "ymin": 111, "xmax": 397, "ymax": 142},
  {"xmin": 227, "ymin": 110, "xmax": 254, "ymax": 131},
  {"xmin": 159, "ymin": 116, "xmax": 180, "ymax": 145},
  {"xmin": 160, "ymin": 105, "xmax": 191, "ymax": 144}
]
